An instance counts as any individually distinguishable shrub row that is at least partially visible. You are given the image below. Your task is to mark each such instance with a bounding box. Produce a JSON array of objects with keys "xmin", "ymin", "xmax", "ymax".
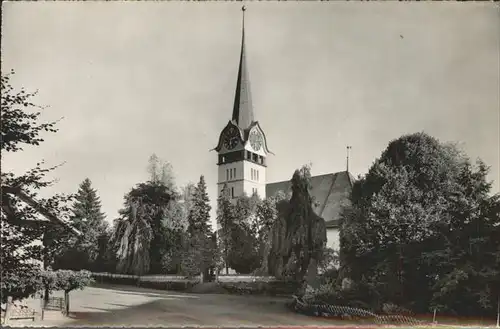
[
  {"xmin": 91, "ymin": 272, "xmax": 297, "ymax": 296},
  {"xmin": 218, "ymin": 280, "xmax": 300, "ymax": 296}
]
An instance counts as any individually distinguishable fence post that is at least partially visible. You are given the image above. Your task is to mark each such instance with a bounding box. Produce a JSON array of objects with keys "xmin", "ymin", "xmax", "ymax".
[
  {"xmin": 4, "ymin": 296, "xmax": 13, "ymax": 324},
  {"xmin": 496, "ymin": 295, "xmax": 499, "ymax": 328}
]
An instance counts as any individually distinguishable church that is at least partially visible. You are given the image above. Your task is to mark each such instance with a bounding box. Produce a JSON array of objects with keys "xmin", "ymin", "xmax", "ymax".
[{"xmin": 213, "ymin": 7, "xmax": 354, "ymax": 252}]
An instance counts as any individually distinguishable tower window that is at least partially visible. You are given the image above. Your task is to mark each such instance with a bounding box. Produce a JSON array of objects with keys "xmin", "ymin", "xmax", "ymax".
[
  {"xmin": 226, "ymin": 169, "xmax": 229, "ymax": 181},
  {"xmin": 231, "ymin": 187, "xmax": 234, "ymax": 198},
  {"xmin": 257, "ymin": 170, "xmax": 259, "ymax": 181},
  {"xmin": 233, "ymin": 168, "xmax": 236, "ymax": 178}
]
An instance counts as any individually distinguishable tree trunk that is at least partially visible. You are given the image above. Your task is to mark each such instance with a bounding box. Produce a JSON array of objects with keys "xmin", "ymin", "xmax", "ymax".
[
  {"xmin": 44, "ymin": 287, "xmax": 49, "ymax": 305},
  {"xmin": 64, "ymin": 291, "xmax": 69, "ymax": 316},
  {"xmin": 306, "ymin": 258, "xmax": 319, "ymax": 289}
]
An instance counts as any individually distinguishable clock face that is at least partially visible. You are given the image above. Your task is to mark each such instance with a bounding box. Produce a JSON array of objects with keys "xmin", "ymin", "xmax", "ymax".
[
  {"xmin": 249, "ymin": 130, "xmax": 263, "ymax": 151},
  {"xmin": 224, "ymin": 127, "xmax": 239, "ymax": 150}
]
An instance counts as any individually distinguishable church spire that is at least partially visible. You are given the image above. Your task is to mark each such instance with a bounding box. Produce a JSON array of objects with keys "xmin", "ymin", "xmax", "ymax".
[{"xmin": 232, "ymin": 5, "xmax": 254, "ymax": 130}]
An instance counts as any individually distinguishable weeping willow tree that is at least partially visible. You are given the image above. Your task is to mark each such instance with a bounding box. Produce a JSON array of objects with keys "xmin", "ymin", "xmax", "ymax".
[
  {"xmin": 266, "ymin": 165, "xmax": 327, "ymax": 285},
  {"xmin": 111, "ymin": 182, "xmax": 174, "ymax": 275},
  {"xmin": 113, "ymin": 200, "xmax": 153, "ymax": 275}
]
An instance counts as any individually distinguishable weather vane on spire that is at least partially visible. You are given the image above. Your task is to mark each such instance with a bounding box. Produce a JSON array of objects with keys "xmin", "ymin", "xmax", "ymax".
[
  {"xmin": 242, "ymin": 6, "xmax": 246, "ymax": 28},
  {"xmin": 346, "ymin": 146, "xmax": 352, "ymax": 172}
]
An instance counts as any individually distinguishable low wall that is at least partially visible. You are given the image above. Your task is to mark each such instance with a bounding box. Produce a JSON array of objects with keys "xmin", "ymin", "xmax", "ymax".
[
  {"xmin": 218, "ymin": 280, "xmax": 299, "ymax": 296},
  {"xmin": 217, "ymin": 275, "xmax": 277, "ymax": 283},
  {"xmin": 92, "ymin": 273, "xmax": 200, "ymax": 291},
  {"xmin": 90, "ymin": 272, "xmax": 297, "ymax": 296}
]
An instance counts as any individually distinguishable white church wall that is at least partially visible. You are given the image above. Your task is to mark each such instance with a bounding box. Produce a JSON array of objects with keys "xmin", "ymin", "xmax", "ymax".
[
  {"xmin": 217, "ymin": 160, "xmax": 266, "ymax": 199},
  {"xmin": 243, "ymin": 160, "xmax": 266, "ymax": 198},
  {"xmin": 326, "ymin": 227, "xmax": 340, "ymax": 251},
  {"xmin": 217, "ymin": 161, "xmax": 245, "ymax": 196}
]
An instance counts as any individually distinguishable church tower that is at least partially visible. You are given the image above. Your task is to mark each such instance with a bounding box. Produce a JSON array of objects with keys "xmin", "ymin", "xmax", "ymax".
[{"xmin": 213, "ymin": 6, "xmax": 271, "ymax": 201}]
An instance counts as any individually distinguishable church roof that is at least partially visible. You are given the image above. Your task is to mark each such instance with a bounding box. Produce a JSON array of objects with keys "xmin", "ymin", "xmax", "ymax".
[
  {"xmin": 266, "ymin": 171, "xmax": 355, "ymax": 229},
  {"xmin": 232, "ymin": 6, "xmax": 254, "ymax": 130}
]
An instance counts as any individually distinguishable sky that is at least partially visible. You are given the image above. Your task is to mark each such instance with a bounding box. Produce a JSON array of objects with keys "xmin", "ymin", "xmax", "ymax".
[{"xmin": 2, "ymin": 2, "xmax": 499, "ymax": 228}]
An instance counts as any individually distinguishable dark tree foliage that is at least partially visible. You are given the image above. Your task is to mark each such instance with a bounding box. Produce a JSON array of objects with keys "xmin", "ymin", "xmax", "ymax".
[
  {"xmin": 256, "ymin": 191, "xmax": 288, "ymax": 276},
  {"xmin": 1, "ymin": 70, "xmax": 57, "ymax": 152},
  {"xmin": 187, "ymin": 176, "xmax": 211, "ymax": 236},
  {"xmin": 183, "ymin": 176, "xmax": 215, "ymax": 277},
  {"xmin": 227, "ymin": 223, "xmax": 261, "ymax": 274},
  {"xmin": 282, "ymin": 165, "xmax": 327, "ymax": 283},
  {"xmin": 261, "ymin": 166, "xmax": 326, "ymax": 283},
  {"xmin": 224, "ymin": 194, "xmax": 262, "ymax": 274},
  {"xmin": 339, "ymin": 132, "xmax": 500, "ymax": 316},
  {"xmin": 112, "ymin": 182, "xmax": 175, "ymax": 275},
  {"xmin": 54, "ymin": 178, "xmax": 109, "ymax": 271},
  {"xmin": 216, "ymin": 184, "xmax": 236, "ymax": 274},
  {"xmin": 161, "ymin": 200, "xmax": 188, "ymax": 274}
]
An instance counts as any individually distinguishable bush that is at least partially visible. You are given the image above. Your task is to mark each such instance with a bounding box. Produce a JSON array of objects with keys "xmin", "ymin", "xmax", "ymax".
[
  {"xmin": 381, "ymin": 303, "xmax": 414, "ymax": 316},
  {"xmin": 219, "ymin": 280, "xmax": 300, "ymax": 296},
  {"xmin": 1, "ymin": 265, "xmax": 43, "ymax": 303},
  {"xmin": 55, "ymin": 270, "xmax": 94, "ymax": 293},
  {"xmin": 299, "ymin": 278, "xmax": 374, "ymax": 311},
  {"xmin": 42, "ymin": 270, "xmax": 93, "ymax": 315}
]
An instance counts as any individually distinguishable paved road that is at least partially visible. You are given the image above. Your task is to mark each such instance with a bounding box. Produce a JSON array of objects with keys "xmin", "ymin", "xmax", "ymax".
[{"xmin": 15, "ymin": 284, "xmax": 345, "ymax": 327}]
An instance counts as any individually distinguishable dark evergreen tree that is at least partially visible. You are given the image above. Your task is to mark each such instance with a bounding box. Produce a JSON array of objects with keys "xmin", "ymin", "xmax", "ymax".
[
  {"xmin": 183, "ymin": 176, "xmax": 215, "ymax": 279},
  {"xmin": 282, "ymin": 165, "xmax": 326, "ymax": 283},
  {"xmin": 216, "ymin": 184, "xmax": 235, "ymax": 274},
  {"xmin": 187, "ymin": 176, "xmax": 211, "ymax": 236},
  {"xmin": 54, "ymin": 178, "xmax": 108, "ymax": 271}
]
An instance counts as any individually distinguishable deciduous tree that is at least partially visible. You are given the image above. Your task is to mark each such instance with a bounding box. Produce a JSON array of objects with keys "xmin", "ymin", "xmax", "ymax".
[
  {"xmin": 340, "ymin": 132, "xmax": 500, "ymax": 315},
  {"xmin": 1, "ymin": 71, "xmax": 78, "ymax": 302}
]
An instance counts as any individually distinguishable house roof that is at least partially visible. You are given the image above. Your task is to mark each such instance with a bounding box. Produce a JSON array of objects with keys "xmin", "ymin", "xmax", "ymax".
[
  {"xmin": 266, "ymin": 171, "xmax": 355, "ymax": 229},
  {"xmin": 2, "ymin": 186, "xmax": 82, "ymax": 236}
]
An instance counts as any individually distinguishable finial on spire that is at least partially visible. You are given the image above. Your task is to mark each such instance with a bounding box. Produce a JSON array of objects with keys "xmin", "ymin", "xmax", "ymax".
[
  {"xmin": 346, "ymin": 146, "xmax": 352, "ymax": 172},
  {"xmin": 241, "ymin": 6, "xmax": 246, "ymax": 31}
]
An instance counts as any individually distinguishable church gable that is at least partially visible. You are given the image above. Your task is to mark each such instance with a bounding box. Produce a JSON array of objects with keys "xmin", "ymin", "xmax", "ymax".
[
  {"xmin": 243, "ymin": 122, "xmax": 272, "ymax": 156},
  {"xmin": 213, "ymin": 121, "xmax": 245, "ymax": 153},
  {"xmin": 265, "ymin": 171, "xmax": 354, "ymax": 229},
  {"xmin": 321, "ymin": 172, "xmax": 354, "ymax": 228}
]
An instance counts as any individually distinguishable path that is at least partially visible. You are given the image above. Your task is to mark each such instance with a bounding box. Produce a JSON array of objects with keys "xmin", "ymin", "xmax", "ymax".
[{"xmin": 10, "ymin": 284, "xmax": 345, "ymax": 327}]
